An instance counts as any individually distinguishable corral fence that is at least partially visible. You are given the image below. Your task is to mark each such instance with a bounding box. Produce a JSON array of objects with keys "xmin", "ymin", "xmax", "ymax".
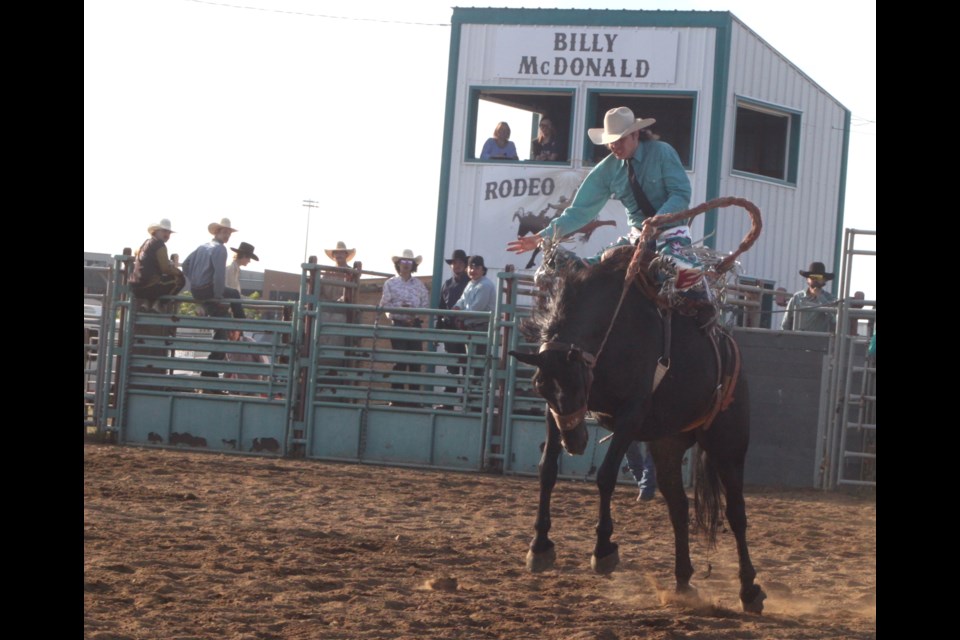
[{"xmin": 85, "ymin": 235, "xmax": 875, "ymax": 489}]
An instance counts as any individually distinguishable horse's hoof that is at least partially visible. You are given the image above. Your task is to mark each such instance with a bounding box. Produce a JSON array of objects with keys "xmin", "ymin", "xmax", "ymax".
[
  {"xmin": 590, "ymin": 548, "xmax": 620, "ymax": 574},
  {"xmin": 678, "ymin": 584, "xmax": 699, "ymax": 598},
  {"xmin": 526, "ymin": 547, "xmax": 557, "ymax": 573},
  {"xmin": 741, "ymin": 584, "xmax": 766, "ymax": 614}
]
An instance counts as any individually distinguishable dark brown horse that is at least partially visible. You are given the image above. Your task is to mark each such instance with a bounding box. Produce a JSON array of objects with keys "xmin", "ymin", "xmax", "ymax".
[{"xmin": 510, "ymin": 200, "xmax": 766, "ymax": 613}]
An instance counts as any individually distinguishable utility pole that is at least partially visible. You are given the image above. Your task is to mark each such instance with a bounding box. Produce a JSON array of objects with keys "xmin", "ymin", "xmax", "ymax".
[{"xmin": 302, "ymin": 199, "xmax": 319, "ymax": 264}]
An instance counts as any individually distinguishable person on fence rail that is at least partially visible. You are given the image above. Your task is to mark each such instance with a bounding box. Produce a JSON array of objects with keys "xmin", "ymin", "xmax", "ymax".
[
  {"xmin": 437, "ymin": 249, "xmax": 470, "ymax": 396},
  {"xmin": 182, "ymin": 218, "xmax": 238, "ymax": 377},
  {"xmin": 379, "ymin": 249, "xmax": 430, "ymax": 403},
  {"xmin": 225, "ymin": 242, "xmax": 258, "ymax": 319},
  {"xmin": 781, "ymin": 261, "xmax": 837, "ymax": 333},
  {"xmin": 318, "ymin": 241, "xmax": 358, "ymax": 394},
  {"xmin": 320, "ymin": 241, "xmax": 357, "ymax": 303},
  {"xmin": 129, "ymin": 218, "xmax": 185, "ymax": 313}
]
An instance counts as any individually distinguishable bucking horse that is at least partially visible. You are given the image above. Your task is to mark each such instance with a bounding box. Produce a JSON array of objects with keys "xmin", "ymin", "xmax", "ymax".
[{"xmin": 510, "ymin": 197, "xmax": 767, "ymax": 614}]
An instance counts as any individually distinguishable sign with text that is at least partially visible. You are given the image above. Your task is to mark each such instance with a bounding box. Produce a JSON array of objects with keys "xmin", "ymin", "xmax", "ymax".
[
  {"xmin": 465, "ymin": 166, "xmax": 625, "ymax": 273},
  {"xmin": 491, "ymin": 27, "xmax": 679, "ymax": 83}
]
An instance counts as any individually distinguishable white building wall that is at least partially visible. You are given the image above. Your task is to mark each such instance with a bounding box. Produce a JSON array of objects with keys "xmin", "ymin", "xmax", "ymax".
[
  {"xmin": 717, "ymin": 20, "xmax": 847, "ymax": 291},
  {"xmin": 446, "ymin": 24, "xmax": 723, "ymax": 274},
  {"xmin": 440, "ymin": 16, "xmax": 847, "ymax": 292}
]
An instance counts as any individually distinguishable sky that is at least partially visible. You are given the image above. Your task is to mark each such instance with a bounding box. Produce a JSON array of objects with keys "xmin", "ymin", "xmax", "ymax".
[{"xmin": 84, "ymin": 0, "xmax": 876, "ymax": 297}]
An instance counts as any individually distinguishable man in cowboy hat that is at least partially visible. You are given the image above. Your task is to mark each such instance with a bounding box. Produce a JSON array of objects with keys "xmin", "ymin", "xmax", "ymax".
[
  {"xmin": 224, "ymin": 241, "xmax": 259, "ymax": 319},
  {"xmin": 506, "ymin": 106, "xmax": 692, "ymax": 275},
  {"xmin": 129, "ymin": 218, "xmax": 186, "ymax": 312},
  {"xmin": 324, "ymin": 241, "xmax": 356, "ymax": 268},
  {"xmin": 182, "ymin": 218, "xmax": 238, "ymax": 376},
  {"xmin": 320, "ymin": 241, "xmax": 357, "ymax": 303},
  {"xmin": 436, "ymin": 249, "xmax": 470, "ymax": 399},
  {"xmin": 781, "ymin": 261, "xmax": 837, "ymax": 333}
]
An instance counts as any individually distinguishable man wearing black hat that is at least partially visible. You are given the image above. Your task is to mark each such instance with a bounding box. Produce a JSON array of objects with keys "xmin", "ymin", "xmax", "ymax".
[
  {"xmin": 452, "ymin": 255, "xmax": 497, "ymax": 402},
  {"xmin": 437, "ymin": 249, "xmax": 470, "ymax": 397},
  {"xmin": 781, "ymin": 261, "xmax": 837, "ymax": 333},
  {"xmin": 225, "ymin": 241, "xmax": 259, "ymax": 319}
]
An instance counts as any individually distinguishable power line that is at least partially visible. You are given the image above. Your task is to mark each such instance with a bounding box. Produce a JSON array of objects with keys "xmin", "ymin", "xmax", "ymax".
[{"xmin": 186, "ymin": 0, "xmax": 450, "ymax": 27}]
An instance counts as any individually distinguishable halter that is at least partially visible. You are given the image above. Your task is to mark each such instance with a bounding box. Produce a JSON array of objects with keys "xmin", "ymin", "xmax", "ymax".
[{"xmin": 538, "ymin": 342, "xmax": 596, "ymax": 432}]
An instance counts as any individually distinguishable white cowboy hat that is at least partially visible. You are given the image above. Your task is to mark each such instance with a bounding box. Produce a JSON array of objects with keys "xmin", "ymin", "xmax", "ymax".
[
  {"xmin": 147, "ymin": 218, "xmax": 175, "ymax": 234},
  {"xmin": 324, "ymin": 240, "xmax": 356, "ymax": 263},
  {"xmin": 587, "ymin": 107, "xmax": 656, "ymax": 145},
  {"xmin": 391, "ymin": 249, "xmax": 423, "ymax": 265},
  {"xmin": 208, "ymin": 217, "xmax": 238, "ymax": 235}
]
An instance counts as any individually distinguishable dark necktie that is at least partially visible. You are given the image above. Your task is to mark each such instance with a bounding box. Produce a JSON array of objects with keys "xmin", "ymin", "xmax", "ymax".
[{"xmin": 626, "ymin": 159, "xmax": 656, "ymax": 218}]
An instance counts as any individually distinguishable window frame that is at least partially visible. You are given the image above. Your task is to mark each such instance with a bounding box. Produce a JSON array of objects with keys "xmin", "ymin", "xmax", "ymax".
[
  {"xmin": 465, "ymin": 86, "xmax": 575, "ymax": 164},
  {"xmin": 731, "ymin": 97, "xmax": 801, "ymax": 185},
  {"xmin": 583, "ymin": 89, "xmax": 698, "ymax": 170}
]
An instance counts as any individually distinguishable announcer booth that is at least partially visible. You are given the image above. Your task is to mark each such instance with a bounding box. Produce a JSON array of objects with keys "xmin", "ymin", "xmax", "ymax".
[{"xmin": 431, "ymin": 8, "xmax": 850, "ymax": 309}]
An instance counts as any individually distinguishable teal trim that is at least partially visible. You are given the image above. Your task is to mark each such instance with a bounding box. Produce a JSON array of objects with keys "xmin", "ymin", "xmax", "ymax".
[
  {"xmin": 832, "ymin": 108, "xmax": 852, "ymax": 296},
  {"xmin": 703, "ymin": 13, "xmax": 734, "ymax": 249},
  {"xmin": 729, "ymin": 170, "xmax": 798, "ymax": 188},
  {"xmin": 451, "ymin": 8, "xmax": 732, "ymax": 29},
  {"xmin": 431, "ymin": 13, "xmax": 464, "ymax": 309},
  {"xmin": 787, "ymin": 112, "xmax": 801, "ymax": 184},
  {"xmin": 582, "ymin": 88, "xmax": 698, "ymax": 169},
  {"xmin": 732, "ymin": 95, "xmax": 802, "ymax": 187},
  {"xmin": 464, "ymin": 85, "xmax": 576, "ymax": 163},
  {"xmin": 465, "ymin": 86, "xmax": 481, "ymax": 162}
]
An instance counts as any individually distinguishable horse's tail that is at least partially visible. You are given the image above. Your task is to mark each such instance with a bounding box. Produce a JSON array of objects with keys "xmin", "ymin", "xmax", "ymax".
[{"xmin": 693, "ymin": 446, "xmax": 724, "ymax": 548}]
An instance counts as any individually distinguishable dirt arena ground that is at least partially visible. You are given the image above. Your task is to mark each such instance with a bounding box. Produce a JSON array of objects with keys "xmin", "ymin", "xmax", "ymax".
[{"xmin": 84, "ymin": 443, "xmax": 876, "ymax": 639}]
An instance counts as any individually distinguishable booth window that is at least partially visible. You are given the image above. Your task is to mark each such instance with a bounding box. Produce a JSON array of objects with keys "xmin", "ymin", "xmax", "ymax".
[
  {"xmin": 584, "ymin": 91, "xmax": 695, "ymax": 168},
  {"xmin": 467, "ymin": 88, "xmax": 574, "ymax": 163},
  {"xmin": 732, "ymin": 99, "xmax": 800, "ymax": 184}
]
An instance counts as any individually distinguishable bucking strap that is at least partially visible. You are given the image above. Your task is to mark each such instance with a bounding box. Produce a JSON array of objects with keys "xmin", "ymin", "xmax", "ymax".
[{"xmin": 679, "ymin": 328, "xmax": 741, "ymax": 433}]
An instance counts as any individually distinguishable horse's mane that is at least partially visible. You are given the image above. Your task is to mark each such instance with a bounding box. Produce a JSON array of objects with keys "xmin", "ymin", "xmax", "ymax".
[{"xmin": 527, "ymin": 251, "xmax": 635, "ymax": 343}]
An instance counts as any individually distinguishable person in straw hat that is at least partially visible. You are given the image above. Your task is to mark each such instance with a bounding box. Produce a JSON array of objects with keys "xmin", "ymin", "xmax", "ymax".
[
  {"xmin": 320, "ymin": 241, "xmax": 357, "ymax": 303},
  {"xmin": 781, "ymin": 261, "xmax": 837, "ymax": 333},
  {"xmin": 324, "ymin": 240, "xmax": 356, "ymax": 268},
  {"xmin": 129, "ymin": 218, "xmax": 186, "ymax": 312},
  {"xmin": 379, "ymin": 249, "xmax": 430, "ymax": 403},
  {"xmin": 506, "ymin": 106, "xmax": 694, "ymax": 279},
  {"xmin": 181, "ymin": 218, "xmax": 238, "ymax": 376},
  {"xmin": 224, "ymin": 241, "xmax": 259, "ymax": 319}
]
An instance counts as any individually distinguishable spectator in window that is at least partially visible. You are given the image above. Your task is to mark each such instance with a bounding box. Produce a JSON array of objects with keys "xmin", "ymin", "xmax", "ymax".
[
  {"xmin": 781, "ymin": 261, "xmax": 837, "ymax": 333},
  {"xmin": 379, "ymin": 249, "xmax": 430, "ymax": 403},
  {"xmin": 531, "ymin": 117, "xmax": 565, "ymax": 161},
  {"xmin": 129, "ymin": 218, "xmax": 185, "ymax": 313},
  {"xmin": 225, "ymin": 242, "xmax": 258, "ymax": 319},
  {"xmin": 480, "ymin": 122, "xmax": 519, "ymax": 160}
]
